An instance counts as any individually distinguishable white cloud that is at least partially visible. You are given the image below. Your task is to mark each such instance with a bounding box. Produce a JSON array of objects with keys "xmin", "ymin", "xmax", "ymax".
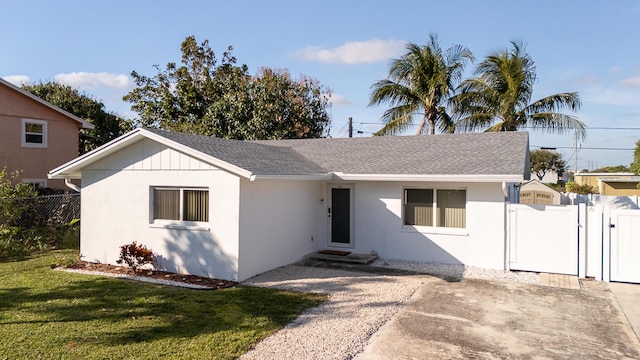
[
  {"xmin": 2, "ymin": 75, "xmax": 31, "ymax": 86},
  {"xmin": 53, "ymin": 72, "xmax": 131, "ymax": 89},
  {"xmin": 325, "ymin": 93, "xmax": 352, "ymax": 106},
  {"xmin": 293, "ymin": 39, "xmax": 406, "ymax": 64},
  {"xmin": 620, "ymin": 76, "xmax": 640, "ymax": 88},
  {"xmin": 581, "ymin": 83, "xmax": 640, "ymax": 107}
]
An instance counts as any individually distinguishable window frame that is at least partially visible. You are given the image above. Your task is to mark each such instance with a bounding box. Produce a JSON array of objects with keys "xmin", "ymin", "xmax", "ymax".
[
  {"xmin": 402, "ymin": 186, "xmax": 468, "ymax": 235},
  {"xmin": 25, "ymin": 179, "xmax": 47, "ymax": 189},
  {"xmin": 150, "ymin": 186, "xmax": 210, "ymax": 230},
  {"xmin": 21, "ymin": 118, "xmax": 48, "ymax": 148}
]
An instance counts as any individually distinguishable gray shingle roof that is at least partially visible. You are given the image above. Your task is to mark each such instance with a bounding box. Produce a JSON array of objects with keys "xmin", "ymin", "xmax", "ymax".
[
  {"xmin": 146, "ymin": 128, "xmax": 529, "ymax": 177},
  {"xmin": 145, "ymin": 129, "xmax": 326, "ymax": 174}
]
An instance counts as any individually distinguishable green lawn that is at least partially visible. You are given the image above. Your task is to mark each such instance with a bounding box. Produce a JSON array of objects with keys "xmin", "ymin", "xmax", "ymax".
[{"xmin": 0, "ymin": 250, "xmax": 326, "ymax": 359}]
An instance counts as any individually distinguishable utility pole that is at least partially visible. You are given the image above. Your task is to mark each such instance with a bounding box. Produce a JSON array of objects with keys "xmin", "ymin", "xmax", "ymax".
[
  {"xmin": 348, "ymin": 117, "xmax": 353, "ymax": 138},
  {"xmin": 573, "ymin": 130, "xmax": 578, "ymax": 174}
]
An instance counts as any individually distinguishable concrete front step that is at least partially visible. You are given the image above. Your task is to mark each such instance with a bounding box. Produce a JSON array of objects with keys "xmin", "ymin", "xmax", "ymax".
[{"xmin": 305, "ymin": 251, "xmax": 378, "ymax": 265}]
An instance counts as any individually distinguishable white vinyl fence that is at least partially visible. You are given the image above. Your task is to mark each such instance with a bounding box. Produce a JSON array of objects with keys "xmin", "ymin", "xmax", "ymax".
[{"xmin": 507, "ymin": 200, "xmax": 640, "ymax": 284}]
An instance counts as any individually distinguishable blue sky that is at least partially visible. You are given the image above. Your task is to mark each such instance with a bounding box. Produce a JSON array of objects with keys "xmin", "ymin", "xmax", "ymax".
[{"xmin": 3, "ymin": 0, "xmax": 640, "ymax": 171}]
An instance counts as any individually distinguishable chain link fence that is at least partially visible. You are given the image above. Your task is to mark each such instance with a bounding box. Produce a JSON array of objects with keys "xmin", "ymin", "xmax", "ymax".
[{"xmin": 0, "ymin": 194, "xmax": 81, "ymax": 258}]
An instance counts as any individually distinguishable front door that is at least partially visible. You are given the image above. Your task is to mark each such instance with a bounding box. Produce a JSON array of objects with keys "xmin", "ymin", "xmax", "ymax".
[{"xmin": 328, "ymin": 185, "xmax": 353, "ymax": 247}]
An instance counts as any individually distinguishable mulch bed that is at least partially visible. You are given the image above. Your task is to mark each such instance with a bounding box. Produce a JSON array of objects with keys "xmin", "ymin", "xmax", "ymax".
[{"xmin": 66, "ymin": 261, "xmax": 237, "ymax": 290}]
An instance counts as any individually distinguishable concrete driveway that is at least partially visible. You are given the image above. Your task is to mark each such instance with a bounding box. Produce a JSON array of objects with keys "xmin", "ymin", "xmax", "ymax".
[{"xmin": 356, "ymin": 276, "xmax": 640, "ymax": 359}]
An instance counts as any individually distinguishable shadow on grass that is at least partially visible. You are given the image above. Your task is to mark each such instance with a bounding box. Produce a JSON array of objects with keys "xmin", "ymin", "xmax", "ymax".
[{"xmin": 0, "ymin": 254, "xmax": 325, "ymax": 353}]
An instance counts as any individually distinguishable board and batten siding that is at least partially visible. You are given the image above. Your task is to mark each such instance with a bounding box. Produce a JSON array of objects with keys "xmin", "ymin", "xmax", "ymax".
[
  {"xmin": 80, "ymin": 138, "xmax": 242, "ymax": 281},
  {"xmin": 85, "ymin": 138, "xmax": 217, "ymax": 171}
]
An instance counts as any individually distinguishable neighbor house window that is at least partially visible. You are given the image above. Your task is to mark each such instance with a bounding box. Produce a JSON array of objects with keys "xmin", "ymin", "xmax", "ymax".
[
  {"xmin": 404, "ymin": 188, "xmax": 466, "ymax": 228},
  {"xmin": 25, "ymin": 179, "xmax": 47, "ymax": 189},
  {"xmin": 153, "ymin": 187, "xmax": 209, "ymax": 222},
  {"xmin": 21, "ymin": 119, "xmax": 48, "ymax": 148}
]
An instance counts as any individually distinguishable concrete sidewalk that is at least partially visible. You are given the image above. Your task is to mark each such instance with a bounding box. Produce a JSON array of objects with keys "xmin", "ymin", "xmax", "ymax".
[
  {"xmin": 610, "ymin": 282, "xmax": 640, "ymax": 342},
  {"xmin": 539, "ymin": 272, "xmax": 580, "ymax": 289}
]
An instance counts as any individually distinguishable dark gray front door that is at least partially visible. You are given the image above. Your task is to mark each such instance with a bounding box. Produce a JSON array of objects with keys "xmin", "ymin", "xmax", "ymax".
[{"xmin": 330, "ymin": 186, "xmax": 352, "ymax": 246}]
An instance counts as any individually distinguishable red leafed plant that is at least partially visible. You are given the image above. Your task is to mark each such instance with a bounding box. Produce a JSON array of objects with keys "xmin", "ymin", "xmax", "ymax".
[{"xmin": 116, "ymin": 242, "xmax": 155, "ymax": 272}]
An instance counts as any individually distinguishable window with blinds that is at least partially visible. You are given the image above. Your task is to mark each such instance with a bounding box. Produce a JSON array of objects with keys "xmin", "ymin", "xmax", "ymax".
[
  {"xmin": 153, "ymin": 187, "xmax": 209, "ymax": 223},
  {"xmin": 404, "ymin": 188, "xmax": 466, "ymax": 229}
]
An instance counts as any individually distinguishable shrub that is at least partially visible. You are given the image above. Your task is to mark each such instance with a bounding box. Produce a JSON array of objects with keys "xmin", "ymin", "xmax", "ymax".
[
  {"xmin": 53, "ymin": 219, "xmax": 81, "ymax": 249},
  {"xmin": 116, "ymin": 242, "xmax": 155, "ymax": 272},
  {"xmin": 0, "ymin": 167, "xmax": 37, "ymax": 226},
  {"xmin": 565, "ymin": 181, "xmax": 597, "ymax": 194},
  {"xmin": 0, "ymin": 226, "xmax": 47, "ymax": 260}
]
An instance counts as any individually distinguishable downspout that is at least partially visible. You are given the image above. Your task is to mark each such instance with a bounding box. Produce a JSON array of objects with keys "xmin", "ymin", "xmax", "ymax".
[
  {"xmin": 64, "ymin": 178, "xmax": 81, "ymax": 193},
  {"xmin": 502, "ymin": 182, "xmax": 510, "ymax": 271},
  {"xmin": 501, "ymin": 182, "xmax": 509, "ymax": 200}
]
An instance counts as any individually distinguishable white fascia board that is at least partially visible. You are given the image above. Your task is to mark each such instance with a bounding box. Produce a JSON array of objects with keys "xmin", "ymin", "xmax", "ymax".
[
  {"xmin": 49, "ymin": 129, "xmax": 146, "ymax": 179},
  {"xmin": 332, "ymin": 172, "xmax": 524, "ymax": 183},
  {"xmin": 141, "ymin": 130, "xmax": 253, "ymax": 179},
  {"xmin": 249, "ymin": 173, "xmax": 332, "ymax": 181},
  {"xmin": 49, "ymin": 128, "xmax": 254, "ymax": 180}
]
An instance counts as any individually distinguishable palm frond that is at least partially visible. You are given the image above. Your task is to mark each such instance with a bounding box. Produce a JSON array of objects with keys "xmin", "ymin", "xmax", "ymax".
[
  {"xmin": 369, "ymin": 33, "xmax": 473, "ymax": 135},
  {"xmin": 526, "ymin": 92, "xmax": 581, "ymax": 114},
  {"xmin": 374, "ymin": 112, "xmax": 415, "ymax": 136},
  {"xmin": 528, "ymin": 112, "xmax": 586, "ymax": 140}
]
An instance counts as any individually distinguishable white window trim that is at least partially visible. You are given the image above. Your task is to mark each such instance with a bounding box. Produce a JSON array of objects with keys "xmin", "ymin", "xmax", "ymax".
[
  {"xmin": 150, "ymin": 186, "xmax": 210, "ymax": 231},
  {"xmin": 25, "ymin": 179, "xmax": 47, "ymax": 188},
  {"xmin": 21, "ymin": 118, "xmax": 48, "ymax": 148},
  {"xmin": 401, "ymin": 186, "xmax": 469, "ymax": 236}
]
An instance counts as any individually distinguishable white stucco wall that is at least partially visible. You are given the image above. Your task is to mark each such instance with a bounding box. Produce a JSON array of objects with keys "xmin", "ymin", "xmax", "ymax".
[
  {"xmin": 79, "ymin": 139, "xmax": 242, "ymax": 281},
  {"xmin": 332, "ymin": 181, "xmax": 507, "ymax": 270},
  {"xmin": 237, "ymin": 179, "xmax": 323, "ymax": 280}
]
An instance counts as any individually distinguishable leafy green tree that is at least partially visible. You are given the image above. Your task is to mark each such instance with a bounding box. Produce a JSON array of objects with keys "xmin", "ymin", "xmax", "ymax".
[
  {"xmin": 369, "ymin": 34, "xmax": 473, "ymax": 135},
  {"xmin": 453, "ymin": 41, "xmax": 585, "ymax": 139},
  {"xmin": 592, "ymin": 165, "xmax": 630, "ymax": 173},
  {"xmin": 630, "ymin": 140, "xmax": 640, "ymax": 175},
  {"xmin": 530, "ymin": 149, "xmax": 566, "ymax": 181},
  {"xmin": 248, "ymin": 68, "xmax": 331, "ymax": 139},
  {"xmin": 22, "ymin": 82, "xmax": 133, "ymax": 154},
  {"xmin": 124, "ymin": 36, "xmax": 331, "ymax": 139}
]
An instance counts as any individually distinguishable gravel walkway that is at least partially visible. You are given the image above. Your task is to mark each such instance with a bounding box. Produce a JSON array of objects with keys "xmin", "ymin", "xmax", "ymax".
[
  {"xmin": 240, "ymin": 265, "xmax": 427, "ymax": 360},
  {"xmin": 240, "ymin": 261, "xmax": 539, "ymax": 360},
  {"xmin": 370, "ymin": 259, "xmax": 540, "ymax": 284}
]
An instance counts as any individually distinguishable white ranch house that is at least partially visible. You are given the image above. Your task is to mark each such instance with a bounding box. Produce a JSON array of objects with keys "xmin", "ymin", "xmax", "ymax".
[{"xmin": 49, "ymin": 129, "xmax": 530, "ymax": 281}]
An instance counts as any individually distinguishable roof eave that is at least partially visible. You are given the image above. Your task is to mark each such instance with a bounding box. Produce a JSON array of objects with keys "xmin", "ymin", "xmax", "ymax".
[
  {"xmin": 332, "ymin": 173, "xmax": 525, "ymax": 182},
  {"xmin": 49, "ymin": 128, "xmax": 254, "ymax": 180},
  {"xmin": 0, "ymin": 78, "xmax": 95, "ymax": 129},
  {"xmin": 249, "ymin": 174, "xmax": 333, "ymax": 181}
]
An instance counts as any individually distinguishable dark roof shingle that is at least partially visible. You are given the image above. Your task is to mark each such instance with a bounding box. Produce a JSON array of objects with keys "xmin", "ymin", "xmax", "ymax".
[{"xmin": 146, "ymin": 128, "xmax": 529, "ymax": 177}]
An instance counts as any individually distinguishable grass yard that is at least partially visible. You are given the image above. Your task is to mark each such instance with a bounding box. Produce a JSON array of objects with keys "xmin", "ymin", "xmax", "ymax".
[{"xmin": 0, "ymin": 250, "xmax": 326, "ymax": 359}]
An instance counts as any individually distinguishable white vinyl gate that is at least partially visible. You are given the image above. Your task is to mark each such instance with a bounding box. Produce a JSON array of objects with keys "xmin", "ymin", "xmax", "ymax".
[
  {"xmin": 508, "ymin": 204, "xmax": 579, "ymax": 275},
  {"xmin": 609, "ymin": 209, "xmax": 640, "ymax": 283}
]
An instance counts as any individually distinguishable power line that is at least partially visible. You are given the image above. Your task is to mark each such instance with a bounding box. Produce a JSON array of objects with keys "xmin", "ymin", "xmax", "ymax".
[
  {"xmin": 355, "ymin": 122, "xmax": 640, "ymax": 131},
  {"xmin": 531, "ymin": 145, "xmax": 634, "ymax": 151}
]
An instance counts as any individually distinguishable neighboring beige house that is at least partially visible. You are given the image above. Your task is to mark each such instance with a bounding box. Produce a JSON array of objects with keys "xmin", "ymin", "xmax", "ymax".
[
  {"xmin": 574, "ymin": 172, "xmax": 640, "ymax": 196},
  {"xmin": 0, "ymin": 78, "xmax": 94, "ymax": 189},
  {"xmin": 519, "ymin": 179, "xmax": 561, "ymax": 205}
]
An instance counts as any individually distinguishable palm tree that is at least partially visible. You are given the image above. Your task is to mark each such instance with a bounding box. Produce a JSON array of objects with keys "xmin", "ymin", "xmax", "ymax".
[
  {"xmin": 453, "ymin": 41, "xmax": 585, "ymax": 139},
  {"xmin": 369, "ymin": 34, "xmax": 473, "ymax": 135}
]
